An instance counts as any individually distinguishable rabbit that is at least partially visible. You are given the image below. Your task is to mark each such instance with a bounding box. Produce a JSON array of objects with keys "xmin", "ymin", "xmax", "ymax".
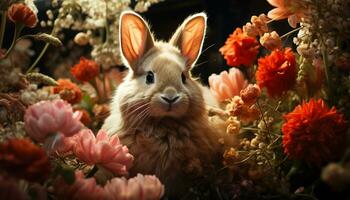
[{"xmin": 103, "ymin": 11, "xmax": 227, "ymax": 197}]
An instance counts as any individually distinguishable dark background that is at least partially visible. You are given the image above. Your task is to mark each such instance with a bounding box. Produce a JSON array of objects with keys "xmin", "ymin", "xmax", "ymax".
[
  {"xmin": 140, "ymin": 0, "xmax": 275, "ymax": 84},
  {"xmin": 5, "ymin": 0, "xmax": 293, "ymax": 84}
]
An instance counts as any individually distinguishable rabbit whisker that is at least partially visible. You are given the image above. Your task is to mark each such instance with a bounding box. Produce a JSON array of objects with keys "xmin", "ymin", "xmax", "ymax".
[
  {"xmin": 123, "ymin": 102, "xmax": 150, "ymax": 120},
  {"xmin": 201, "ymin": 43, "xmax": 215, "ymax": 54},
  {"xmin": 124, "ymin": 106, "xmax": 150, "ymax": 133},
  {"xmin": 119, "ymin": 96, "xmax": 148, "ymax": 107}
]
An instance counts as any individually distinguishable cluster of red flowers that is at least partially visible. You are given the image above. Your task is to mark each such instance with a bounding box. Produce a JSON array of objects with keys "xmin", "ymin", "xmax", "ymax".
[
  {"xmin": 282, "ymin": 99, "xmax": 347, "ymax": 165},
  {"xmin": 0, "ymin": 138, "xmax": 51, "ymax": 182},
  {"xmin": 219, "ymin": 28, "xmax": 260, "ymax": 67},
  {"xmin": 71, "ymin": 57, "xmax": 100, "ymax": 82},
  {"xmin": 256, "ymin": 48, "xmax": 296, "ymax": 97},
  {"xmin": 53, "ymin": 79, "xmax": 83, "ymax": 104}
]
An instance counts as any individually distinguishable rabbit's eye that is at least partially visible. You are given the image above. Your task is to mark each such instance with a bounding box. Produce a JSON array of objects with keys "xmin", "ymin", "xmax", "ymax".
[
  {"xmin": 146, "ymin": 71, "xmax": 154, "ymax": 84},
  {"xmin": 181, "ymin": 73, "xmax": 186, "ymax": 84}
]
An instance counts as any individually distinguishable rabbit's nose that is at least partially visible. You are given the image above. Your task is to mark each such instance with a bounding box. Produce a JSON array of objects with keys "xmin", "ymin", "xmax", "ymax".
[{"xmin": 161, "ymin": 95, "xmax": 180, "ymax": 104}]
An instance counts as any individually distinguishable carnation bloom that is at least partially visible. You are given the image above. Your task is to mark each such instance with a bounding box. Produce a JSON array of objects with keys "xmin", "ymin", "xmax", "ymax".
[
  {"xmin": 57, "ymin": 171, "xmax": 164, "ymax": 200},
  {"xmin": 73, "ymin": 129, "xmax": 134, "ymax": 175},
  {"xmin": 0, "ymin": 138, "xmax": 51, "ymax": 182},
  {"xmin": 282, "ymin": 99, "xmax": 347, "ymax": 165},
  {"xmin": 56, "ymin": 171, "xmax": 106, "ymax": 200},
  {"xmin": 71, "ymin": 57, "xmax": 100, "ymax": 82},
  {"xmin": 208, "ymin": 68, "xmax": 248, "ymax": 102},
  {"xmin": 7, "ymin": 3, "xmax": 37, "ymax": 28},
  {"xmin": 24, "ymin": 99, "xmax": 83, "ymax": 142},
  {"xmin": 104, "ymin": 174, "xmax": 165, "ymax": 200},
  {"xmin": 219, "ymin": 28, "xmax": 260, "ymax": 67},
  {"xmin": 267, "ymin": 0, "xmax": 307, "ymax": 28},
  {"xmin": 53, "ymin": 79, "xmax": 83, "ymax": 104},
  {"xmin": 54, "ymin": 135, "xmax": 76, "ymax": 154},
  {"xmin": 259, "ymin": 31, "xmax": 282, "ymax": 51},
  {"xmin": 256, "ymin": 48, "xmax": 296, "ymax": 97}
]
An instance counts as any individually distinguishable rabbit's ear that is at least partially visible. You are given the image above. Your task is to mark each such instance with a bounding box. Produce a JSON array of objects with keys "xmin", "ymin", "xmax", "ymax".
[
  {"xmin": 170, "ymin": 13, "xmax": 207, "ymax": 69},
  {"xmin": 119, "ymin": 11, "xmax": 154, "ymax": 71}
]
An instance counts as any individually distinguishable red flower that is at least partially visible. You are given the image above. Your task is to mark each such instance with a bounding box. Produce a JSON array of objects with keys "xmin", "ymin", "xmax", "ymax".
[
  {"xmin": 0, "ymin": 138, "xmax": 51, "ymax": 182},
  {"xmin": 282, "ymin": 99, "xmax": 347, "ymax": 165},
  {"xmin": 219, "ymin": 28, "xmax": 260, "ymax": 67},
  {"xmin": 7, "ymin": 3, "xmax": 37, "ymax": 28},
  {"xmin": 71, "ymin": 57, "xmax": 100, "ymax": 82},
  {"xmin": 256, "ymin": 48, "xmax": 296, "ymax": 97},
  {"xmin": 53, "ymin": 79, "xmax": 83, "ymax": 104}
]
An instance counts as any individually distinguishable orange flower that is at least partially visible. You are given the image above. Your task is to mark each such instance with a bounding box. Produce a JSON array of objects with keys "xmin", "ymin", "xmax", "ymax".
[
  {"xmin": 53, "ymin": 79, "xmax": 83, "ymax": 104},
  {"xmin": 0, "ymin": 138, "xmax": 51, "ymax": 182},
  {"xmin": 7, "ymin": 3, "xmax": 37, "ymax": 28},
  {"xmin": 267, "ymin": 0, "xmax": 307, "ymax": 28},
  {"xmin": 219, "ymin": 28, "xmax": 260, "ymax": 67},
  {"xmin": 282, "ymin": 99, "xmax": 347, "ymax": 165},
  {"xmin": 71, "ymin": 57, "xmax": 100, "ymax": 82},
  {"xmin": 256, "ymin": 48, "xmax": 296, "ymax": 97}
]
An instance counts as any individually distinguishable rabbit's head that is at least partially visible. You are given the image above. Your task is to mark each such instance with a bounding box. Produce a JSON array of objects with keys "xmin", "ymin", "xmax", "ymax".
[{"xmin": 115, "ymin": 11, "xmax": 207, "ymax": 124}]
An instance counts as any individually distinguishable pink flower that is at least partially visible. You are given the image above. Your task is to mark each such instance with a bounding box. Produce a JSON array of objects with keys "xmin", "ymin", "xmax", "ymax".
[
  {"xmin": 267, "ymin": 0, "xmax": 307, "ymax": 28},
  {"xmin": 104, "ymin": 174, "xmax": 165, "ymax": 200},
  {"xmin": 54, "ymin": 135, "xmax": 77, "ymax": 154},
  {"xmin": 24, "ymin": 99, "xmax": 83, "ymax": 142},
  {"xmin": 73, "ymin": 129, "xmax": 134, "ymax": 175},
  {"xmin": 56, "ymin": 171, "xmax": 106, "ymax": 200},
  {"xmin": 209, "ymin": 68, "xmax": 248, "ymax": 102},
  {"xmin": 56, "ymin": 171, "xmax": 164, "ymax": 200}
]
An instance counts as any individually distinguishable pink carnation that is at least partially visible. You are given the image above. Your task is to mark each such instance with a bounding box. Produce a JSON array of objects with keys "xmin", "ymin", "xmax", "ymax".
[
  {"xmin": 73, "ymin": 129, "xmax": 134, "ymax": 175},
  {"xmin": 104, "ymin": 174, "xmax": 165, "ymax": 200},
  {"xmin": 56, "ymin": 171, "xmax": 164, "ymax": 200},
  {"xmin": 56, "ymin": 171, "xmax": 106, "ymax": 200},
  {"xmin": 24, "ymin": 99, "xmax": 83, "ymax": 142},
  {"xmin": 209, "ymin": 68, "xmax": 248, "ymax": 102}
]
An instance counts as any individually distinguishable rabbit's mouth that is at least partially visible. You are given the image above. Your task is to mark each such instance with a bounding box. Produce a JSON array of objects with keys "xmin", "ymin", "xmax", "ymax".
[{"xmin": 149, "ymin": 93, "xmax": 190, "ymax": 118}]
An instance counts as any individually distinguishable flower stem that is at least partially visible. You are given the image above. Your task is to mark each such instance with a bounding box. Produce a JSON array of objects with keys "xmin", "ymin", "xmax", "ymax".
[
  {"xmin": 0, "ymin": 11, "xmax": 7, "ymax": 48},
  {"xmin": 4, "ymin": 23, "xmax": 23, "ymax": 58},
  {"xmin": 104, "ymin": 0, "xmax": 110, "ymax": 42},
  {"xmin": 280, "ymin": 27, "xmax": 302, "ymax": 39},
  {"xmin": 26, "ymin": 43, "xmax": 50, "ymax": 74},
  {"xmin": 101, "ymin": 68, "xmax": 107, "ymax": 102},
  {"xmin": 321, "ymin": 48, "xmax": 334, "ymax": 105},
  {"xmin": 86, "ymin": 165, "xmax": 98, "ymax": 178},
  {"xmin": 90, "ymin": 77, "xmax": 100, "ymax": 99}
]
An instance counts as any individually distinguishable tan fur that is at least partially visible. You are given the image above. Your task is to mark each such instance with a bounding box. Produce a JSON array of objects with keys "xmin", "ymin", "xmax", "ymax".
[{"xmin": 103, "ymin": 12, "xmax": 223, "ymax": 197}]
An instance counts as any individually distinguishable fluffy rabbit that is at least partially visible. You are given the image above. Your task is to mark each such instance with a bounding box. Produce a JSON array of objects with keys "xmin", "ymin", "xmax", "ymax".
[{"xmin": 103, "ymin": 11, "xmax": 223, "ymax": 197}]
